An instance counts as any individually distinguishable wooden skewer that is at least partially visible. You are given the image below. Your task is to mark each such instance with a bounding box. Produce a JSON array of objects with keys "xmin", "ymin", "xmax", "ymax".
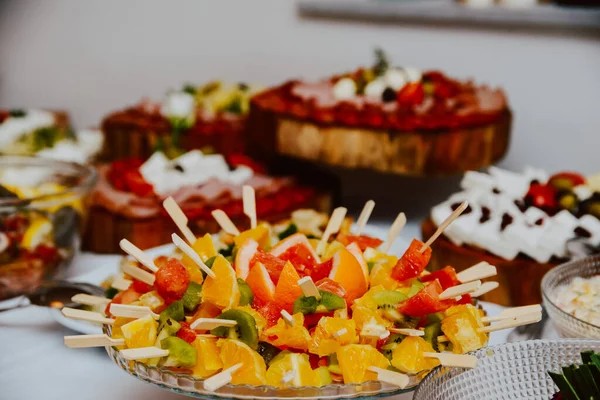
[
  {"xmin": 190, "ymin": 318, "xmax": 237, "ymax": 331},
  {"xmin": 423, "ymin": 352, "xmax": 478, "ymax": 369},
  {"xmin": 456, "ymin": 262, "xmax": 497, "ymax": 283},
  {"xmin": 354, "ymin": 200, "xmax": 375, "ymax": 235},
  {"xmin": 361, "ymin": 323, "xmax": 390, "ymax": 339},
  {"xmin": 109, "ymin": 304, "xmax": 159, "ymax": 320},
  {"xmin": 420, "ymin": 201, "xmax": 468, "ymax": 253},
  {"xmin": 470, "ymin": 281, "xmax": 499, "ymax": 298},
  {"xmin": 281, "ymin": 369, "xmax": 297, "ymax": 385},
  {"xmin": 438, "ymin": 280, "xmax": 482, "ymax": 301},
  {"xmin": 111, "ymin": 277, "xmax": 132, "ymax": 291},
  {"xmin": 316, "ymin": 207, "xmax": 347, "ymax": 255},
  {"xmin": 61, "ymin": 307, "xmax": 115, "ymax": 325},
  {"xmin": 64, "ymin": 334, "xmax": 124, "ymax": 348},
  {"xmin": 121, "ymin": 261, "xmax": 155, "ymax": 286},
  {"xmin": 71, "ymin": 294, "xmax": 110, "ymax": 307},
  {"xmin": 120, "ymin": 347, "xmax": 169, "ymax": 361},
  {"xmin": 333, "ymin": 328, "xmax": 348, "ymax": 339},
  {"xmin": 381, "ymin": 212, "xmax": 407, "ymax": 253},
  {"xmin": 242, "ymin": 185, "xmax": 257, "ymax": 229},
  {"xmin": 172, "ymin": 233, "xmax": 216, "ymax": 278},
  {"xmin": 204, "ymin": 363, "xmax": 243, "ymax": 391},
  {"xmin": 163, "ymin": 196, "xmax": 196, "ymax": 245},
  {"xmin": 119, "ymin": 239, "xmax": 158, "ymax": 273},
  {"xmin": 297, "ymin": 276, "xmax": 321, "ymax": 300},
  {"xmin": 280, "ymin": 310, "xmax": 295, "ymax": 327},
  {"xmin": 368, "ymin": 366, "xmax": 409, "ymax": 389},
  {"xmin": 478, "ymin": 312, "xmax": 542, "ymax": 334},
  {"xmin": 388, "ymin": 328, "xmax": 424, "ymax": 337},
  {"xmin": 211, "ymin": 209, "xmax": 240, "ymax": 236}
]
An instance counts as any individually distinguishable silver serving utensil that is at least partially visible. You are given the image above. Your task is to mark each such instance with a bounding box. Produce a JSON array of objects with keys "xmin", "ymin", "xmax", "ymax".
[{"xmin": 0, "ymin": 281, "xmax": 105, "ymax": 312}]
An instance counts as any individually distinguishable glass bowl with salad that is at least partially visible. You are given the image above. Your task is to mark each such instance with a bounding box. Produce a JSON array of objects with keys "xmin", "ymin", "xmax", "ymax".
[
  {"xmin": 0, "ymin": 156, "xmax": 97, "ymax": 299},
  {"xmin": 542, "ymin": 255, "xmax": 600, "ymax": 339},
  {"xmin": 413, "ymin": 339, "xmax": 600, "ymax": 400}
]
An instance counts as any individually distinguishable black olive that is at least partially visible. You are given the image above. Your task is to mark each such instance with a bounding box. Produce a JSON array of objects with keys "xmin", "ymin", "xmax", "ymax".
[
  {"xmin": 52, "ymin": 206, "xmax": 80, "ymax": 248},
  {"xmin": 173, "ymin": 164, "xmax": 184, "ymax": 173},
  {"xmin": 574, "ymin": 226, "xmax": 592, "ymax": 238},
  {"xmin": 479, "ymin": 207, "xmax": 491, "ymax": 223},
  {"xmin": 0, "ymin": 185, "xmax": 18, "ymax": 199},
  {"xmin": 492, "ymin": 188, "xmax": 501, "ymax": 194},
  {"xmin": 500, "ymin": 213, "xmax": 514, "ymax": 231},
  {"xmin": 9, "ymin": 109, "xmax": 26, "ymax": 118},
  {"xmin": 381, "ymin": 87, "xmax": 397, "ymax": 103}
]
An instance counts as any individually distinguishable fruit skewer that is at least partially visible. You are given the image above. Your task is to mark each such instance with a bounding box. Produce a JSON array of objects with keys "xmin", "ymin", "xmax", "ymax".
[
  {"xmin": 354, "ymin": 200, "xmax": 375, "ymax": 236},
  {"xmin": 163, "ymin": 196, "xmax": 196, "ymax": 245}
]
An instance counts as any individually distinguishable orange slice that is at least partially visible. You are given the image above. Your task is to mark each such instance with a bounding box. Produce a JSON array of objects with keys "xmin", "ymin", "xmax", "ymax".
[
  {"xmin": 191, "ymin": 335, "xmax": 223, "ymax": 378},
  {"xmin": 270, "ymin": 233, "xmax": 321, "ymax": 264},
  {"xmin": 219, "ymin": 339, "xmax": 267, "ymax": 385},
  {"xmin": 245, "ymin": 262, "xmax": 276, "ymax": 303},
  {"xmin": 329, "ymin": 248, "xmax": 368, "ymax": 303},
  {"xmin": 346, "ymin": 242, "xmax": 369, "ymax": 281},
  {"xmin": 266, "ymin": 352, "xmax": 318, "ymax": 387},
  {"xmin": 336, "ymin": 344, "xmax": 390, "ymax": 384},
  {"xmin": 273, "ymin": 262, "xmax": 303, "ymax": 313},
  {"xmin": 262, "ymin": 313, "xmax": 311, "ymax": 351},
  {"xmin": 234, "ymin": 238, "xmax": 259, "ymax": 279},
  {"xmin": 308, "ymin": 317, "xmax": 358, "ymax": 357},
  {"xmin": 234, "ymin": 224, "xmax": 270, "ymax": 249},
  {"xmin": 201, "ymin": 255, "xmax": 240, "ymax": 310}
]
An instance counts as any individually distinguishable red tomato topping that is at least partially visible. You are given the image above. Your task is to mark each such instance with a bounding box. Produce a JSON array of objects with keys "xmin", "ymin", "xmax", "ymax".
[
  {"xmin": 397, "ymin": 281, "xmax": 450, "ymax": 317},
  {"xmin": 397, "ymin": 82, "xmax": 425, "ymax": 106},
  {"xmin": 420, "ymin": 266, "xmax": 459, "ymax": 290},
  {"xmin": 154, "ymin": 258, "xmax": 190, "ymax": 301},
  {"xmin": 124, "ymin": 170, "xmax": 154, "ymax": 197},
  {"xmin": 336, "ymin": 234, "xmax": 383, "ymax": 251},
  {"xmin": 315, "ymin": 278, "xmax": 347, "ymax": 299},
  {"xmin": 176, "ymin": 321, "xmax": 197, "ymax": 344},
  {"xmin": 549, "ymin": 171, "xmax": 586, "ymax": 187},
  {"xmin": 391, "ymin": 239, "xmax": 432, "ymax": 282},
  {"xmin": 525, "ymin": 184, "xmax": 557, "ymax": 211},
  {"xmin": 131, "ymin": 280, "xmax": 153, "ymax": 294}
]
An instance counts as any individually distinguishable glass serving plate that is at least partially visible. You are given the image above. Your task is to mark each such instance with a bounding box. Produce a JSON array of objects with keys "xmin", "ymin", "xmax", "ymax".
[
  {"xmin": 413, "ymin": 339, "xmax": 600, "ymax": 400},
  {"xmin": 103, "ymin": 325, "xmax": 418, "ymax": 399},
  {"xmin": 541, "ymin": 254, "xmax": 600, "ymax": 338}
]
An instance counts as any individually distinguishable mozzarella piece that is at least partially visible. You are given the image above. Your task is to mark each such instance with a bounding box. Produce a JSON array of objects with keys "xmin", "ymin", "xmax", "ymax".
[
  {"xmin": 573, "ymin": 185, "xmax": 593, "ymax": 201},
  {"xmin": 140, "ymin": 152, "xmax": 170, "ymax": 182},
  {"xmin": 523, "ymin": 166, "xmax": 549, "ymax": 184},
  {"xmin": 332, "ymin": 78, "xmax": 356, "ymax": 100},
  {"xmin": 489, "ymin": 167, "xmax": 530, "ymax": 198},
  {"xmin": 554, "ymin": 210, "xmax": 579, "ymax": 230},
  {"xmin": 579, "ymin": 215, "xmax": 600, "ymax": 246},
  {"xmin": 364, "ymin": 78, "xmax": 386, "ymax": 98},
  {"xmin": 461, "ymin": 171, "xmax": 496, "ymax": 191},
  {"xmin": 470, "ymin": 218, "xmax": 519, "ymax": 260},
  {"xmin": 383, "ymin": 68, "xmax": 407, "ymax": 90},
  {"xmin": 226, "ymin": 166, "xmax": 253, "ymax": 185},
  {"xmin": 172, "ymin": 150, "xmax": 204, "ymax": 172},
  {"xmin": 524, "ymin": 207, "xmax": 546, "ymax": 225},
  {"xmin": 402, "ymin": 67, "xmax": 422, "ymax": 83},
  {"xmin": 162, "ymin": 91, "xmax": 195, "ymax": 119}
]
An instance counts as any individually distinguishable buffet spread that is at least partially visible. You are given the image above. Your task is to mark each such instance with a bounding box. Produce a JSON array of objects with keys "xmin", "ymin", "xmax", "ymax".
[{"xmin": 2, "ymin": 49, "xmax": 599, "ymax": 400}]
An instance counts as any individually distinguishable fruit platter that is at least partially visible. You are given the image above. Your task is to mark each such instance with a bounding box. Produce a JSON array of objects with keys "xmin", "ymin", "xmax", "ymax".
[{"xmin": 60, "ymin": 190, "xmax": 541, "ymax": 398}]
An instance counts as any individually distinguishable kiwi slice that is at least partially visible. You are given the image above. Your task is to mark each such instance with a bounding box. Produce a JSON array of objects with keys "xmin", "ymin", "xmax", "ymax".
[
  {"xmin": 293, "ymin": 290, "xmax": 345, "ymax": 314},
  {"xmin": 237, "ymin": 279, "xmax": 254, "ymax": 306},
  {"xmin": 160, "ymin": 336, "xmax": 197, "ymax": 368},
  {"xmin": 373, "ymin": 290, "xmax": 408, "ymax": 307},
  {"xmin": 407, "ymin": 281, "xmax": 425, "ymax": 298},
  {"xmin": 382, "ymin": 308, "xmax": 404, "ymax": 322},
  {"xmin": 257, "ymin": 341, "xmax": 282, "ymax": 365},
  {"xmin": 293, "ymin": 295, "xmax": 319, "ymax": 314},
  {"xmin": 182, "ymin": 282, "xmax": 202, "ymax": 312},
  {"xmin": 211, "ymin": 309, "xmax": 259, "ymax": 349},
  {"xmin": 380, "ymin": 342, "xmax": 398, "ymax": 361},
  {"xmin": 423, "ymin": 322, "xmax": 442, "ymax": 352},
  {"xmin": 426, "ymin": 312, "xmax": 445, "ymax": 325},
  {"xmin": 159, "ymin": 301, "xmax": 185, "ymax": 325}
]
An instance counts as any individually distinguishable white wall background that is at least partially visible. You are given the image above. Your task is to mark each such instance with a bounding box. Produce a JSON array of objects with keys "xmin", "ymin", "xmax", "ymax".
[{"xmin": 0, "ymin": 0, "xmax": 599, "ymax": 217}]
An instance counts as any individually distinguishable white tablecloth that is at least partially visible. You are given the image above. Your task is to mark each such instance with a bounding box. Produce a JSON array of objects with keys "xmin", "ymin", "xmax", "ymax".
[{"xmin": 0, "ymin": 222, "xmax": 509, "ymax": 400}]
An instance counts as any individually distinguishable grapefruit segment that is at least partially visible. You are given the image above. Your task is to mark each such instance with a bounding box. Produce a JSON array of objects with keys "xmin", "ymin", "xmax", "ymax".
[
  {"xmin": 245, "ymin": 262, "xmax": 276, "ymax": 303},
  {"xmin": 273, "ymin": 262, "xmax": 303, "ymax": 313},
  {"xmin": 235, "ymin": 238, "xmax": 259, "ymax": 279},
  {"xmin": 329, "ymin": 248, "xmax": 368, "ymax": 303}
]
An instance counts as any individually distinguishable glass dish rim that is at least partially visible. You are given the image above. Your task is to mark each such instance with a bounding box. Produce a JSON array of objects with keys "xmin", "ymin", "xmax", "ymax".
[
  {"xmin": 0, "ymin": 155, "xmax": 97, "ymax": 208},
  {"xmin": 412, "ymin": 338, "xmax": 600, "ymax": 399},
  {"xmin": 102, "ymin": 325, "xmax": 419, "ymax": 398},
  {"xmin": 541, "ymin": 254, "xmax": 600, "ymax": 333}
]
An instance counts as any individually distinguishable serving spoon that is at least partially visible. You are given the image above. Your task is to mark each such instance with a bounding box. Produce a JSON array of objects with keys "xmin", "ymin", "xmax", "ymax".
[{"xmin": 0, "ymin": 281, "xmax": 105, "ymax": 312}]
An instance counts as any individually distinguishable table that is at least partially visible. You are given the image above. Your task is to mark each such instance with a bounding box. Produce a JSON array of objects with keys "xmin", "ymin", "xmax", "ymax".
[{"xmin": 0, "ymin": 222, "xmax": 508, "ymax": 400}]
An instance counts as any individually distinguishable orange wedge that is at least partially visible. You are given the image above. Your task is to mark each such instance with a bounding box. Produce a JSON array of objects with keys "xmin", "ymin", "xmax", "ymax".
[
  {"xmin": 336, "ymin": 344, "xmax": 390, "ymax": 384},
  {"xmin": 219, "ymin": 339, "xmax": 267, "ymax": 385},
  {"xmin": 346, "ymin": 242, "xmax": 369, "ymax": 281},
  {"xmin": 329, "ymin": 248, "xmax": 368, "ymax": 303},
  {"xmin": 245, "ymin": 262, "xmax": 276, "ymax": 303},
  {"xmin": 270, "ymin": 233, "xmax": 321, "ymax": 264},
  {"xmin": 201, "ymin": 255, "xmax": 240, "ymax": 310},
  {"xmin": 273, "ymin": 262, "xmax": 303, "ymax": 313},
  {"xmin": 234, "ymin": 238, "xmax": 259, "ymax": 279},
  {"xmin": 234, "ymin": 224, "xmax": 270, "ymax": 249}
]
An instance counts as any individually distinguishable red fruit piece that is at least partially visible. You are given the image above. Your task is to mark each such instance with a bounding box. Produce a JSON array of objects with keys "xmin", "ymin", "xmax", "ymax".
[
  {"xmin": 420, "ymin": 266, "xmax": 459, "ymax": 290},
  {"xmin": 548, "ymin": 172, "xmax": 586, "ymax": 188},
  {"xmin": 525, "ymin": 184, "xmax": 557, "ymax": 211},
  {"xmin": 397, "ymin": 82, "xmax": 425, "ymax": 107},
  {"xmin": 226, "ymin": 154, "xmax": 266, "ymax": 174},
  {"xmin": 154, "ymin": 258, "xmax": 190, "ymax": 301},
  {"xmin": 131, "ymin": 280, "xmax": 153, "ymax": 294},
  {"xmin": 105, "ymin": 287, "xmax": 141, "ymax": 316},
  {"xmin": 176, "ymin": 321, "xmax": 197, "ymax": 344},
  {"xmin": 277, "ymin": 244, "xmax": 318, "ymax": 275},
  {"xmin": 315, "ymin": 278, "xmax": 347, "ymax": 299},
  {"xmin": 124, "ymin": 170, "xmax": 154, "ymax": 197},
  {"xmin": 336, "ymin": 234, "xmax": 383, "ymax": 251},
  {"xmin": 397, "ymin": 281, "xmax": 449, "ymax": 318},
  {"xmin": 309, "ymin": 258, "xmax": 333, "ymax": 282},
  {"xmin": 251, "ymin": 249, "xmax": 286, "ymax": 284},
  {"xmin": 391, "ymin": 239, "xmax": 432, "ymax": 282},
  {"xmin": 252, "ymin": 297, "xmax": 281, "ymax": 328},
  {"xmin": 303, "ymin": 312, "xmax": 334, "ymax": 329}
]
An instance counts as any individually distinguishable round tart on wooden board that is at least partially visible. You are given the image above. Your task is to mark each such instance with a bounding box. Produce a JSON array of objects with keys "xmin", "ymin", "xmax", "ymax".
[{"xmin": 246, "ymin": 50, "xmax": 511, "ymax": 177}]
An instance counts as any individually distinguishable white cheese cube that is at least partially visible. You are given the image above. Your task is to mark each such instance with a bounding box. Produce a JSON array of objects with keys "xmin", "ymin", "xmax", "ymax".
[
  {"xmin": 471, "ymin": 218, "xmax": 519, "ymax": 260},
  {"xmin": 578, "ymin": 215, "xmax": 600, "ymax": 246},
  {"xmin": 226, "ymin": 166, "xmax": 254, "ymax": 185},
  {"xmin": 199, "ymin": 154, "xmax": 230, "ymax": 180},
  {"xmin": 172, "ymin": 150, "xmax": 204, "ymax": 172},
  {"xmin": 402, "ymin": 67, "xmax": 422, "ymax": 83},
  {"xmin": 332, "ymin": 78, "xmax": 356, "ymax": 100},
  {"xmin": 553, "ymin": 210, "xmax": 579, "ymax": 230},
  {"xmin": 140, "ymin": 152, "xmax": 169, "ymax": 181},
  {"xmin": 461, "ymin": 171, "xmax": 496, "ymax": 191},
  {"xmin": 383, "ymin": 69, "xmax": 407, "ymax": 90},
  {"xmin": 573, "ymin": 185, "xmax": 593, "ymax": 201},
  {"xmin": 523, "ymin": 166, "xmax": 549, "ymax": 185},
  {"xmin": 432, "ymin": 203, "xmax": 463, "ymax": 246},
  {"xmin": 489, "ymin": 167, "xmax": 530, "ymax": 198},
  {"xmin": 364, "ymin": 78, "xmax": 386, "ymax": 98},
  {"xmin": 524, "ymin": 207, "xmax": 547, "ymax": 225}
]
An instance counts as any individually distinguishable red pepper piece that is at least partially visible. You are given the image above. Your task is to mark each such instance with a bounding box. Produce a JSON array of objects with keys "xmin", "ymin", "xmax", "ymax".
[
  {"xmin": 420, "ymin": 266, "xmax": 460, "ymax": 290},
  {"xmin": 154, "ymin": 258, "xmax": 190, "ymax": 301},
  {"xmin": 391, "ymin": 239, "xmax": 432, "ymax": 282},
  {"xmin": 336, "ymin": 233, "xmax": 384, "ymax": 251},
  {"xmin": 397, "ymin": 281, "xmax": 448, "ymax": 318},
  {"xmin": 176, "ymin": 321, "xmax": 197, "ymax": 344}
]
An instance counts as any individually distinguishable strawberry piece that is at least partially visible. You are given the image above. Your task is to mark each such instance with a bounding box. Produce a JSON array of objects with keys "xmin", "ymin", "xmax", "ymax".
[
  {"xmin": 131, "ymin": 280, "xmax": 153, "ymax": 294},
  {"xmin": 154, "ymin": 258, "xmax": 190, "ymax": 301},
  {"xmin": 336, "ymin": 234, "xmax": 383, "ymax": 251},
  {"xmin": 176, "ymin": 321, "xmax": 197, "ymax": 344},
  {"xmin": 397, "ymin": 82, "xmax": 425, "ymax": 107},
  {"xmin": 391, "ymin": 238, "xmax": 432, "ymax": 282}
]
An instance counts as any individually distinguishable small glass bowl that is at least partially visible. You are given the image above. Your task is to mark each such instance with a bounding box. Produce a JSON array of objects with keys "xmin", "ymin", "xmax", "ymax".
[
  {"xmin": 103, "ymin": 326, "xmax": 417, "ymax": 399},
  {"xmin": 413, "ymin": 339, "xmax": 600, "ymax": 400},
  {"xmin": 541, "ymin": 255, "xmax": 600, "ymax": 338},
  {"xmin": 0, "ymin": 156, "xmax": 97, "ymax": 299}
]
